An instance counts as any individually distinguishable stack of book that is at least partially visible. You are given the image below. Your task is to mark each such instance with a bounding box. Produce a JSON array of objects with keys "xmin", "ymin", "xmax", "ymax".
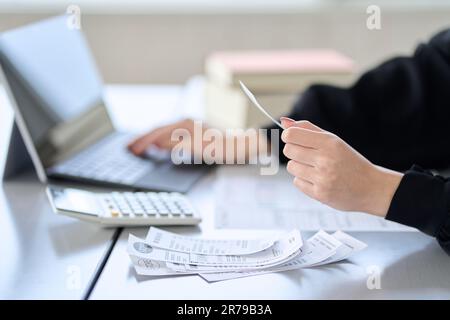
[{"xmin": 204, "ymin": 49, "xmax": 355, "ymax": 129}]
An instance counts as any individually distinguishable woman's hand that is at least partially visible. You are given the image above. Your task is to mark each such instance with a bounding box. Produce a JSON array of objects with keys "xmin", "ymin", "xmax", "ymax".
[
  {"xmin": 280, "ymin": 117, "xmax": 403, "ymax": 217},
  {"xmin": 128, "ymin": 118, "xmax": 268, "ymax": 163},
  {"xmin": 128, "ymin": 119, "xmax": 205, "ymax": 156}
]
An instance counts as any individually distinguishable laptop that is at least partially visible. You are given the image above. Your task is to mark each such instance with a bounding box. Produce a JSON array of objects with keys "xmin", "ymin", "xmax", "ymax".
[{"xmin": 0, "ymin": 15, "xmax": 209, "ymax": 193}]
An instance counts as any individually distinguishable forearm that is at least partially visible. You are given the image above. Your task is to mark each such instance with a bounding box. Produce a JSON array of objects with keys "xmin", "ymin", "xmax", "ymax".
[{"xmin": 363, "ymin": 165, "xmax": 404, "ymax": 217}]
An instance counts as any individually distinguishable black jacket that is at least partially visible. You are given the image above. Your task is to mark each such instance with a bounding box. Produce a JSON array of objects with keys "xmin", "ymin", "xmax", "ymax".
[{"xmin": 269, "ymin": 29, "xmax": 450, "ymax": 255}]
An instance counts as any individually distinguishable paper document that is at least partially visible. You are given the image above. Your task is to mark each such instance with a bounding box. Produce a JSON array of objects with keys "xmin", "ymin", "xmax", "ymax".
[
  {"xmin": 316, "ymin": 230, "xmax": 368, "ymax": 265},
  {"xmin": 129, "ymin": 229, "xmax": 302, "ymax": 268},
  {"xmin": 214, "ymin": 166, "xmax": 415, "ymax": 232},
  {"xmin": 199, "ymin": 230, "xmax": 341, "ymax": 282},
  {"xmin": 145, "ymin": 226, "xmax": 275, "ymax": 255},
  {"xmin": 127, "ymin": 227, "xmax": 368, "ymax": 282},
  {"xmin": 239, "ymin": 81, "xmax": 284, "ymax": 129}
]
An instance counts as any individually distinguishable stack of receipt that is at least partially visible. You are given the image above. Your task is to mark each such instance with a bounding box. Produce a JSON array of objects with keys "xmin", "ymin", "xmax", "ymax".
[{"xmin": 127, "ymin": 227, "xmax": 367, "ymax": 282}]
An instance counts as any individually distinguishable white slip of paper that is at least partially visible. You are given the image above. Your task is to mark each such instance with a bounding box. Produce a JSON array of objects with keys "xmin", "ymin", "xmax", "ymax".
[
  {"xmin": 239, "ymin": 80, "xmax": 284, "ymax": 130},
  {"xmin": 167, "ymin": 250, "xmax": 301, "ymax": 273},
  {"xmin": 145, "ymin": 227, "xmax": 276, "ymax": 255},
  {"xmin": 129, "ymin": 255, "xmax": 197, "ymax": 276},
  {"xmin": 311, "ymin": 230, "xmax": 368, "ymax": 266},
  {"xmin": 199, "ymin": 230, "xmax": 343, "ymax": 282},
  {"xmin": 127, "ymin": 229, "xmax": 368, "ymax": 282},
  {"xmin": 128, "ymin": 230, "xmax": 302, "ymax": 268},
  {"xmin": 176, "ymin": 230, "xmax": 336, "ymax": 274},
  {"xmin": 128, "ymin": 234, "xmax": 190, "ymax": 264},
  {"xmin": 188, "ymin": 229, "xmax": 302, "ymax": 267}
]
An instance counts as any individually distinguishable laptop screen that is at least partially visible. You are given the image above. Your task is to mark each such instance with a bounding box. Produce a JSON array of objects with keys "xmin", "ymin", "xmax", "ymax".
[{"xmin": 0, "ymin": 15, "xmax": 112, "ymax": 167}]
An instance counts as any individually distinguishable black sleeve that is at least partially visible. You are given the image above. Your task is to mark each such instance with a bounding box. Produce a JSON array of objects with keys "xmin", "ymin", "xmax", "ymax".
[
  {"xmin": 386, "ymin": 165, "xmax": 450, "ymax": 255},
  {"xmin": 266, "ymin": 28, "xmax": 450, "ymax": 170}
]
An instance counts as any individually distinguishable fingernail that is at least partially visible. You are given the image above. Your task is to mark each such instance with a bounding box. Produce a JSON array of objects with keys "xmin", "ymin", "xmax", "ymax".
[{"xmin": 280, "ymin": 117, "xmax": 296, "ymax": 123}]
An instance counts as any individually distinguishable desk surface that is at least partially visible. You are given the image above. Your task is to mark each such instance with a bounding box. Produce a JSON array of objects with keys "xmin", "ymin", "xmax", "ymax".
[
  {"xmin": 90, "ymin": 167, "xmax": 450, "ymax": 300},
  {"xmin": 0, "ymin": 173, "xmax": 118, "ymax": 299},
  {"xmin": 0, "ymin": 82, "xmax": 186, "ymax": 299}
]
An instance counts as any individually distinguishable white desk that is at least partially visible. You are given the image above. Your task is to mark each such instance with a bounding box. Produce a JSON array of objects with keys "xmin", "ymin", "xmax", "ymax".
[
  {"xmin": 0, "ymin": 82, "xmax": 188, "ymax": 299},
  {"xmin": 0, "ymin": 173, "xmax": 119, "ymax": 299},
  {"xmin": 90, "ymin": 167, "xmax": 450, "ymax": 300},
  {"xmin": 0, "ymin": 87, "xmax": 116, "ymax": 299}
]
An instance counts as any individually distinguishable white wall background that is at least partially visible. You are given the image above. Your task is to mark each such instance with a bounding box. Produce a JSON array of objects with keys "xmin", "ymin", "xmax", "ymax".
[{"xmin": 1, "ymin": 2, "xmax": 449, "ymax": 84}]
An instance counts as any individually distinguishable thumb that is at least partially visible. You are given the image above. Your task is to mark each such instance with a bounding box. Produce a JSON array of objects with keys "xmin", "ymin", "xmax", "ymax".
[{"xmin": 280, "ymin": 117, "xmax": 324, "ymax": 132}]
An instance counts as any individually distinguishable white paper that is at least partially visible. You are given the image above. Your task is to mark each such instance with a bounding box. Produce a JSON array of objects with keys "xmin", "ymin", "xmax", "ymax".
[
  {"xmin": 314, "ymin": 230, "xmax": 368, "ymax": 265},
  {"xmin": 214, "ymin": 166, "xmax": 415, "ymax": 232},
  {"xmin": 129, "ymin": 230, "xmax": 302, "ymax": 268},
  {"xmin": 145, "ymin": 227, "xmax": 275, "ymax": 255},
  {"xmin": 239, "ymin": 81, "xmax": 284, "ymax": 129},
  {"xmin": 199, "ymin": 230, "xmax": 341, "ymax": 282},
  {"xmin": 127, "ymin": 228, "xmax": 368, "ymax": 283},
  {"xmin": 187, "ymin": 229, "xmax": 302, "ymax": 267},
  {"xmin": 130, "ymin": 255, "xmax": 196, "ymax": 276},
  {"xmin": 171, "ymin": 250, "xmax": 300, "ymax": 273},
  {"xmin": 128, "ymin": 234, "xmax": 191, "ymax": 264}
]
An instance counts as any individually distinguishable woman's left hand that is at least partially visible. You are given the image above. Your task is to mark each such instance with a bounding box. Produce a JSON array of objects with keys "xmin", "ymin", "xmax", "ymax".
[{"xmin": 280, "ymin": 117, "xmax": 403, "ymax": 217}]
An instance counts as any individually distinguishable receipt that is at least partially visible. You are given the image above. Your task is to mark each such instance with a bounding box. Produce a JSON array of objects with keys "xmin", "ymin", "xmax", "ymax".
[
  {"xmin": 313, "ymin": 230, "xmax": 367, "ymax": 265},
  {"xmin": 145, "ymin": 227, "xmax": 275, "ymax": 255},
  {"xmin": 199, "ymin": 230, "xmax": 341, "ymax": 282},
  {"xmin": 188, "ymin": 229, "xmax": 302, "ymax": 267},
  {"xmin": 128, "ymin": 235, "xmax": 192, "ymax": 276},
  {"xmin": 169, "ymin": 251, "xmax": 300, "ymax": 273},
  {"xmin": 130, "ymin": 255, "xmax": 197, "ymax": 276},
  {"xmin": 128, "ymin": 234, "xmax": 190, "ymax": 264},
  {"xmin": 127, "ymin": 228, "xmax": 368, "ymax": 283},
  {"xmin": 277, "ymin": 230, "xmax": 342, "ymax": 268},
  {"xmin": 129, "ymin": 230, "xmax": 302, "ymax": 267}
]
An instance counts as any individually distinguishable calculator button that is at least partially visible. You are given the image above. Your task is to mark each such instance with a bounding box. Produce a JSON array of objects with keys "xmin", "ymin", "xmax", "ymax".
[
  {"xmin": 110, "ymin": 210, "xmax": 120, "ymax": 217},
  {"xmin": 169, "ymin": 207, "xmax": 181, "ymax": 214}
]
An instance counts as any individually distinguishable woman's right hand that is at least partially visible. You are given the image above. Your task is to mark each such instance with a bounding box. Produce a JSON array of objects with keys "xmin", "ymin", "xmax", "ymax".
[
  {"xmin": 128, "ymin": 118, "xmax": 269, "ymax": 164},
  {"xmin": 127, "ymin": 118, "xmax": 204, "ymax": 156}
]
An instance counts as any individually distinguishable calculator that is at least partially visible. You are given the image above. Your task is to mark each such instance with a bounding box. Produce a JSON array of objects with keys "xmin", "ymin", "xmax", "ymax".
[{"xmin": 46, "ymin": 187, "xmax": 201, "ymax": 226}]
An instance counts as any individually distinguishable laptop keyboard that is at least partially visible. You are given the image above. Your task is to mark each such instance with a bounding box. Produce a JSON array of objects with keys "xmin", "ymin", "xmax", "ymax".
[{"xmin": 50, "ymin": 133, "xmax": 154, "ymax": 184}]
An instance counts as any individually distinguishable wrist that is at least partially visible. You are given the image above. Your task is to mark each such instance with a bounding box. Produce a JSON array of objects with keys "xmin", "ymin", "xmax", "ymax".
[{"xmin": 365, "ymin": 165, "xmax": 404, "ymax": 217}]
